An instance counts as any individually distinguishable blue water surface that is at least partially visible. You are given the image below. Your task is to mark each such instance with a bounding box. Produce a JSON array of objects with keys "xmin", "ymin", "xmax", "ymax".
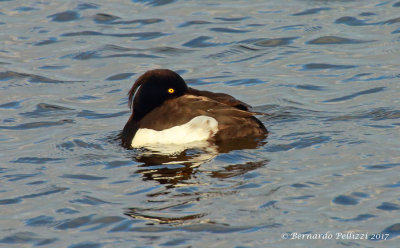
[{"xmin": 1, "ymin": 0, "xmax": 400, "ymax": 247}]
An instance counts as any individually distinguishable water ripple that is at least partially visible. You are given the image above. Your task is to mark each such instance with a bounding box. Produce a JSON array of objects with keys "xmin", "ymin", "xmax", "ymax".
[
  {"xmin": 377, "ymin": 202, "xmax": 400, "ymax": 211},
  {"xmin": 0, "ymin": 232, "xmax": 57, "ymax": 246},
  {"xmin": 125, "ymin": 208, "xmax": 207, "ymax": 224},
  {"xmin": 363, "ymin": 163, "xmax": 400, "ymax": 170},
  {"xmin": 70, "ymin": 195, "xmax": 114, "ymax": 206},
  {"xmin": 292, "ymin": 7, "xmax": 332, "ymax": 16},
  {"xmin": 0, "ymin": 100, "xmax": 22, "ymax": 109},
  {"xmin": 379, "ymin": 223, "xmax": 400, "ymax": 240},
  {"xmin": 123, "ymin": 222, "xmax": 281, "ymax": 233},
  {"xmin": 266, "ymin": 136, "xmax": 331, "ymax": 152},
  {"xmin": 178, "ymin": 20, "xmax": 212, "ymax": 28},
  {"xmin": 69, "ymin": 242, "xmax": 102, "ymax": 248},
  {"xmin": 303, "ymin": 63, "xmax": 357, "ymax": 70},
  {"xmin": 11, "ymin": 157, "xmax": 64, "ymax": 164},
  {"xmin": 61, "ymin": 174, "xmax": 108, "ymax": 180},
  {"xmin": 106, "ymin": 73, "xmax": 136, "ymax": 81},
  {"xmin": 331, "ymin": 214, "xmax": 376, "ymax": 222},
  {"xmin": 13, "ymin": 6, "xmax": 38, "ymax": 12},
  {"xmin": 0, "ymin": 71, "xmax": 81, "ymax": 84},
  {"xmin": 323, "ymin": 87, "xmax": 385, "ymax": 103},
  {"xmin": 77, "ymin": 3, "xmax": 99, "ymax": 10},
  {"xmin": 209, "ymin": 27, "xmax": 250, "ymax": 33},
  {"xmin": 62, "ymin": 31, "xmax": 167, "ymax": 40},
  {"xmin": 333, "ymin": 195, "xmax": 359, "ymax": 205},
  {"xmin": 0, "ymin": 186, "xmax": 68, "ymax": 205},
  {"xmin": 335, "ymin": 15, "xmax": 400, "ymax": 26},
  {"xmin": 183, "ymin": 36, "xmax": 229, "ymax": 48},
  {"xmin": 241, "ymin": 37, "xmax": 298, "ymax": 47},
  {"xmin": 112, "ymin": 18, "xmax": 164, "ymax": 25},
  {"xmin": 327, "ymin": 107, "xmax": 400, "ymax": 121},
  {"xmin": 105, "ymin": 53, "xmax": 161, "ymax": 59},
  {"xmin": 335, "ymin": 16, "xmax": 371, "ymax": 26},
  {"xmin": 57, "ymin": 139, "xmax": 103, "ymax": 151},
  {"xmin": 77, "ymin": 110, "xmax": 128, "ymax": 119},
  {"xmin": 26, "ymin": 215, "xmax": 55, "ymax": 227},
  {"xmin": 383, "ymin": 16, "xmax": 400, "ymax": 24},
  {"xmin": 34, "ymin": 37, "xmax": 59, "ymax": 46},
  {"xmin": 307, "ymin": 35, "xmax": 373, "ymax": 45},
  {"xmin": 224, "ymin": 78, "xmax": 265, "ymax": 86},
  {"xmin": 4, "ymin": 173, "xmax": 42, "ymax": 181},
  {"xmin": 55, "ymin": 215, "xmax": 95, "ymax": 230},
  {"xmin": 133, "ymin": 0, "xmax": 177, "ymax": 7},
  {"xmin": 103, "ymin": 44, "xmax": 193, "ymax": 55},
  {"xmin": 48, "ymin": 11, "xmax": 80, "ymax": 22},
  {"xmin": 0, "ymin": 119, "xmax": 74, "ymax": 130},
  {"xmin": 92, "ymin": 13, "xmax": 120, "ymax": 23},
  {"xmin": 20, "ymin": 103, "xmax": 74, "ymax": 118},
  {"xmin": 215, "ymin": 17, "xmax": 250, "ymax": 22}
]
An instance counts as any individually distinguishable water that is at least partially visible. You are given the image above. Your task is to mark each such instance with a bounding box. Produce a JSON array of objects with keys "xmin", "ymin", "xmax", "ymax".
[{"xmin": 1, "ymin": 0, "xmax": 400, "ymax": 247}]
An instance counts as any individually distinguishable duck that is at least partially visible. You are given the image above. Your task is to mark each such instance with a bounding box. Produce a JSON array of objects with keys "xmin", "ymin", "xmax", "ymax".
[{"xmin": 121, "ymin": 69, "xmax": 267, "ymax": 148}]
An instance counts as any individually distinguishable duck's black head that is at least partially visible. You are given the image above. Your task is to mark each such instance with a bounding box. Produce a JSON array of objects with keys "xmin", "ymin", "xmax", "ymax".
[{"xmin": 128, "ymin": 69, "xmax": 188, "ymax": 120}]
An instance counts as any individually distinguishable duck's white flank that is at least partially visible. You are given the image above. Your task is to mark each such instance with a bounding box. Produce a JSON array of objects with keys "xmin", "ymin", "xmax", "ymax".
[{"xmin": 131, "ymin": 116, "xmax": 218, "ymax": 147}]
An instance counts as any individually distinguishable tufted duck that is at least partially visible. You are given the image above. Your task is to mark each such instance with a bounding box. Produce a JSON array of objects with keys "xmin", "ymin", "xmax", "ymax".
[{"xmin": 121, "ymin": 69, "xmax": 267, "ymax": 148}]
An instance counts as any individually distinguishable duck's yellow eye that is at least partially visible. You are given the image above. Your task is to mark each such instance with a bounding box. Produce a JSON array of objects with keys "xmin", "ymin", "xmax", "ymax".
[{"xmin": 168, "ymin": 88, "xmax": 175, "ymax": 94}]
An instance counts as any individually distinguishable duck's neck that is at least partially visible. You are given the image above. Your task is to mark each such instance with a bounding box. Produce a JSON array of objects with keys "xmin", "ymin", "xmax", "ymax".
[
  {"xmin": 121, "ymin": 114, "xmax": 140, "ymax": 148},
  {"xmin": 121, "ymin": 101, "xmax": 160, "ymax": 147}
]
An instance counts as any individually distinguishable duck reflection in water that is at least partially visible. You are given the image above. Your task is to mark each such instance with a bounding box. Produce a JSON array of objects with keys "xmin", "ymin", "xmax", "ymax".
[
  {"xmin": 125, "ymin": 139, "xmax": 269, "ymax": 224},
  {"xmin": 132, "ymin": 137, "xmax": 268, "ymax": 185}
]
